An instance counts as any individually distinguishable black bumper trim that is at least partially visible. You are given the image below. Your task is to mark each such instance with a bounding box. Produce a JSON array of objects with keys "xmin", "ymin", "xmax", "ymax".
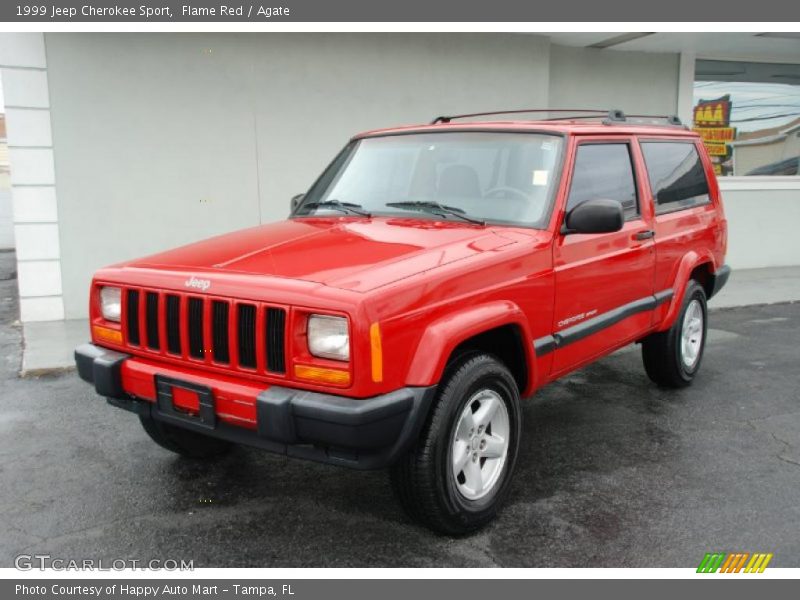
[
  {"xmin": 533, "ymin": 289, "xmax": 674, "ymax": 357},
  {"xmin": 75, "ymin": 342, "xmax": 129, "ymax": 398},
  {"xmin": 74, "ymin": 342, "xmax": 436, "ymax": 470},
  {"xmin": 533, "ymin": 335, "xmax": 556, "ymax": 357},
  {"xmin": 708, "ymin": 264, "xmax": 731, "ymax": 299}
]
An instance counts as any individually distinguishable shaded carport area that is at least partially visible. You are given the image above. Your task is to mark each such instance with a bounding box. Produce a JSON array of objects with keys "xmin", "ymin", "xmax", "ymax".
[{"xmin": 0, "ymin": 250, "xmax": 798, "ymax": 567}]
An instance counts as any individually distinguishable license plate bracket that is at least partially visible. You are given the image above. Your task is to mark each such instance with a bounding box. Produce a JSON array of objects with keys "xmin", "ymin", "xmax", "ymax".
[{"xmin": 154, "ymin": 375, "xmax": 216, "ymax": 430}]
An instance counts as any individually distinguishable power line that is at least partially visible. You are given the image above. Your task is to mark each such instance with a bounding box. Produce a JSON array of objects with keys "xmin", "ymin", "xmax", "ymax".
[{"xmin": 729, "ymin": 111, "xmax": 800, "ymax": 123}]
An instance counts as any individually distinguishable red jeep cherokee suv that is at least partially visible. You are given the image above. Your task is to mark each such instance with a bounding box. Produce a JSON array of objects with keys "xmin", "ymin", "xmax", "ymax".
[{"xmin": 76, "ymin": 109, "xmax": 729, "ymax": 534}]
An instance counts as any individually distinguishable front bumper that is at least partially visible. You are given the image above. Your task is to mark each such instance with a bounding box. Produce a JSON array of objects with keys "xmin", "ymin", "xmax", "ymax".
[{"xmin": 75, "ymin": 343, "xmax": 435, "ymax": 469}]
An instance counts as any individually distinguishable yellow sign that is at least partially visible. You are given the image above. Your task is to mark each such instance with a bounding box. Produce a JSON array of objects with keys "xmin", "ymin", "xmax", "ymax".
[
  {"xmin": 703, "ymin": 141, "xmax": 729, "ymax": 157},
  {"xmin": 694, "ymin": 96, "xmax": 732, "ymax": 127},
  {"xmin": 693, "ymin": 127, "xmax": 736, "ymax": 143},
  {"xmin": 695, "ymin": 105, "xmax": 727, "ymax": 126}
]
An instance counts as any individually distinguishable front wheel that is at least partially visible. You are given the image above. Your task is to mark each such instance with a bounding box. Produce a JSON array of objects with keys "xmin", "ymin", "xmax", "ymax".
[
  {"xmin": 390, "ymin": 353, "xmax": 522, "ymax": 535},
  {"xmin": 641, "ymin": 280, "xmax": 708, "ymax": 388}
]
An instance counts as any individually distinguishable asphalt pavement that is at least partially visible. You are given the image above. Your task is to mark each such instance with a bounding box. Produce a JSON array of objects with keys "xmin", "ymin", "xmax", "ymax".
[{"xmin": 1, "ymin": 250, "xmax": 798, "ymax": 568}]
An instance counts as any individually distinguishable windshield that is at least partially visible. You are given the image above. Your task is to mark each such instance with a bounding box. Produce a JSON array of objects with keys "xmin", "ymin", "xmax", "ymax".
[{"xmin": 295, "ymin": 132, "xmax": 563, "ymax": 228}]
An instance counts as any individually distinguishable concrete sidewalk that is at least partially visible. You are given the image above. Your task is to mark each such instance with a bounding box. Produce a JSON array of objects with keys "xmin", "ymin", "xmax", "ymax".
[
  {"xmin": 18, "ymin": 265, "xmax": 800, "ymax": 375},
  {"xmin": 709, "ymin": 266, "xmax": 800, "ymax": 309},
  {"xmin": 22, "ymin": 318, "xmax": 89, "ymax": 376}
]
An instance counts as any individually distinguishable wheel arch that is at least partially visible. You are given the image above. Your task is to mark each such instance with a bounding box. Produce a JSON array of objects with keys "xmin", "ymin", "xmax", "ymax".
[
  {"xmin": 657, "ymin": 250, "xmax": 718, "ymax": 332},
  {"xmin": 404, "ymin": 301, "xmax": 534, "ymax": 396}
]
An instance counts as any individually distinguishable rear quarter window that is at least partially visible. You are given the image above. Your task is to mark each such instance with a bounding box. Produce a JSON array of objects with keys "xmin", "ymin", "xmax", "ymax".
[{"xmin": 640, "ymin": 141, "xmax": 710, "ymax": 214}]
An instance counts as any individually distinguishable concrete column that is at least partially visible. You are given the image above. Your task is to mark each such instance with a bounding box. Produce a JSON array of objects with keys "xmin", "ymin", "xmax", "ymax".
[
  {"xmin": 677, "ymin": 51, "xmax": 696, "ymax": 127},
  {"xmin": 0, "ymin": 33, "xmax": 64, "ymax": 321}
]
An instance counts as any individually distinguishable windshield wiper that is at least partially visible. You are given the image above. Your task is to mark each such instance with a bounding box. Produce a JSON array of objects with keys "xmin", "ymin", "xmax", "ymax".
[
  {"xmin": 385, "ymin": 201, "xmax": 486, "ymax": 226},
  {"xmin": 301, "ymin": 199, "xmax": 372, "ymax": 217}
]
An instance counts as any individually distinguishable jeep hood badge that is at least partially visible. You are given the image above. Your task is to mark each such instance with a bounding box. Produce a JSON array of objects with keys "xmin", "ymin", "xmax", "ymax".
[{"xmin": 185, "ymin": 276, "xmax": 211, "ymax": 291}]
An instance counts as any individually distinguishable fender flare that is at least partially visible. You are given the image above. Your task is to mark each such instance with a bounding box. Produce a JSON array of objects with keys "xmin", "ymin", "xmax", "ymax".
[
  {"xmin": 404, "ymin": 300, "xmax": 535, "ymax": 392},
  {"xmin": 657, "ymin": 250, "xmax": 718, "ymax": 332}
]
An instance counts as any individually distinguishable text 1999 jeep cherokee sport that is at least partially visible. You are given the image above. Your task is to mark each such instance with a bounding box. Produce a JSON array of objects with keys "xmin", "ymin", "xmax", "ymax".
[{"xmin": 76, "ymin": 109, "xmax": 730, "ymax": 534}]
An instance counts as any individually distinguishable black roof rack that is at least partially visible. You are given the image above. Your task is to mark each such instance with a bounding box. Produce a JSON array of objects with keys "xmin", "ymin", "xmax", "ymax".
[{"xmin": 430, "ymin": 109, "xmax": 685, "ymax": 128}]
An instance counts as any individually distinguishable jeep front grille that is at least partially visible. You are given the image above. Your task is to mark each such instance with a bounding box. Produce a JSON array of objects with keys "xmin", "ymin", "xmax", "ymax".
[{"xmin": 122, "ymin": 288, "xmax": 287, "ymax": 375}]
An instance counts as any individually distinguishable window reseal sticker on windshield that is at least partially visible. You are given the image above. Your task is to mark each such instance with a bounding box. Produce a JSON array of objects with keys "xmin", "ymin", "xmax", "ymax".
[{"xmin": 532, "ymin": 170, "xmax": 549, "ymax": 186}]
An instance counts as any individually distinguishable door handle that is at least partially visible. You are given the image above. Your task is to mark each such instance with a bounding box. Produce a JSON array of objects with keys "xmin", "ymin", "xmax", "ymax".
[{"xmin": 634, "ymin": 230, "xmax": 655, "ymax": 240}]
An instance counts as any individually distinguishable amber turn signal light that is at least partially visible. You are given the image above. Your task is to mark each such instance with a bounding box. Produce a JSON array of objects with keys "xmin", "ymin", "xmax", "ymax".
[
  {"xmin": 92, "ymin": 324, "xmax": 123, "ymax": 345},
  {"xmin": 370, "ymin": 322, "xmax": 383, "ymax": 383},
  {"xmin": 294, "ymin": 364, "xmax": 351, "ymax": 385}
]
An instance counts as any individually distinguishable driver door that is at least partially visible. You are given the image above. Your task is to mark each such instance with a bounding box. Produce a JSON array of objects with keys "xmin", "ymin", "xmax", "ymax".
[{"xmin": 551, "ymin": 136, "xmax": 656, "ymax": 376}]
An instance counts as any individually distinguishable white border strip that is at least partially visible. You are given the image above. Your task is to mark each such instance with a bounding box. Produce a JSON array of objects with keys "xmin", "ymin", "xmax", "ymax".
[{"xmin": 2, "ymin": 567, "xmax": 800, "ymax": 579}]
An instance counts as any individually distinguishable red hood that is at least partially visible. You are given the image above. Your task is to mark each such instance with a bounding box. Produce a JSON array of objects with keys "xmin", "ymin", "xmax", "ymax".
[{"xmin": 127, "ymin": 217, "xmax": 531, "ymax": 293}]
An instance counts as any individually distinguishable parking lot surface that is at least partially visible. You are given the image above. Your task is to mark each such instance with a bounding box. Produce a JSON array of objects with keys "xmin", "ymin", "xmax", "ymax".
[{"xmin": 1, "ymin": 251, "xmax": 798, "ymax": 567}]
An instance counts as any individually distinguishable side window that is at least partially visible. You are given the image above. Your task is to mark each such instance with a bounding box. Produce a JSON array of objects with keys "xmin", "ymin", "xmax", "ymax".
[
  {"xmin": 566, "ymin": 143, "xmax": 639, "ymax": 220},
  {"xmin": 641, "ymin": 142, "xmax": 710, "ymax": 214}
]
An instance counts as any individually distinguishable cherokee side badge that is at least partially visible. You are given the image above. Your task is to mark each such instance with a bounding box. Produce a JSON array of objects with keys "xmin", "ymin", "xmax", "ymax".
[{"xmin": 184, "ymin": 276, "xmax": 211, "ymax": 291}]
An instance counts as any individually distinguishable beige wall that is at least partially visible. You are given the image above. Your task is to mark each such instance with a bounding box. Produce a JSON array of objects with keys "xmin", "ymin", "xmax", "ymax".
[
  {"xmin": 7, "ymin": 33, "xmax": 689, "ymax": 320},
  {"xmin": 548, "ymin": 44, "xmax": 680, "ymax": 115},
  {"xmin": 45, "ymin": 33, "xmax": 553, "ymax": 319},
  {"xmin": 721, "ymin": 183, "xmax": 800, "ymax": 269}
]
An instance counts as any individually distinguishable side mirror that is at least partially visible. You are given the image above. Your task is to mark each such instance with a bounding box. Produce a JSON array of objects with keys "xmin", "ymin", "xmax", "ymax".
[
  {"xmin": 564, "ymin": 198, "xmax": 624, "ymax": 234},
  {"xmin": 290, "ymin": 193, "xmax": 305, "ymax": 214}
]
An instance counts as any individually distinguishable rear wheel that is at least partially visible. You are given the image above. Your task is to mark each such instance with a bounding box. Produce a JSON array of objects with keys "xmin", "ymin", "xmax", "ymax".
[
  {"xmin": 390, "ymin": 353, "xmax": 521, "ymax": 535},
  {"xmin": 139, "ymin": 416, "xmax": 233, "ymax": 459},
  {"xmin": 642, "ymin": 280, "xmax": 708, "ymax": 388}
]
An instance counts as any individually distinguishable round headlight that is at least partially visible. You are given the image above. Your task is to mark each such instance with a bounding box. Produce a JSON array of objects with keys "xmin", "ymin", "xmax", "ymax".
[
  {"xmin": 307, "ymin": 315, "xmax": 349, "ymax": 361},
  {"xmin": 100, "ymin": 286, "xmax": 122, "ymax": 322}
]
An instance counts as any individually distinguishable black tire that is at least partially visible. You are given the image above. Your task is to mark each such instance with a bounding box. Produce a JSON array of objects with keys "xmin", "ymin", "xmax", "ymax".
[
  {"xmin": 390, "ymin": 353, "xmax": 522, "ymax": 535},
  {"xmin": 139, "ymin": 416, "xmax": 233, "ymax": 459},
  {"xmin": 642, "ymin": 279, "xmax": 708, "ymax": 388}
]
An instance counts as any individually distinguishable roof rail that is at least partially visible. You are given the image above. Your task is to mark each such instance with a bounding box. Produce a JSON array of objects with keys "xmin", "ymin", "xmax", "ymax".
[
  {"xmin": 624, "ymin": 113, "xmax": 685, "ymax": 127},
  {"xmin": 430, "ymin": 109, "xmax": 613, "ymax": 124},
  {"xmin": 430, "ymin": 109, "xmax": 685, "ymax": 128}
]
